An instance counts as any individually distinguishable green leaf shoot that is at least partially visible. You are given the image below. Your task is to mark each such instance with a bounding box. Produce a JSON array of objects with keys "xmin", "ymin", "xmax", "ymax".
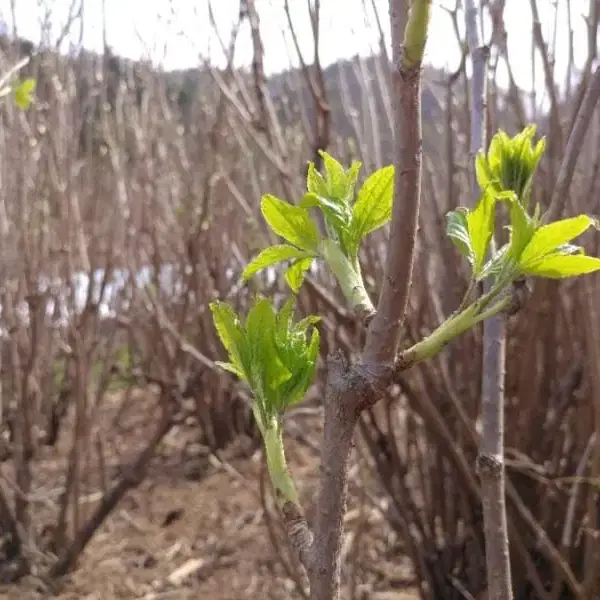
[
  {"xmin": 476, "ymin": 125, "xmax": 545, "ymax": 206},
  {"xmin": 210, "ymin": 297, "xmax": 320, "ymax": 421}
]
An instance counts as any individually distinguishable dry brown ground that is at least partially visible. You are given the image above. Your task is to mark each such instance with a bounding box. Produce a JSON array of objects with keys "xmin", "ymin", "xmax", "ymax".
[{"xmin": 0, "ymin": 388, "xmax": 418, "ymax": 600}]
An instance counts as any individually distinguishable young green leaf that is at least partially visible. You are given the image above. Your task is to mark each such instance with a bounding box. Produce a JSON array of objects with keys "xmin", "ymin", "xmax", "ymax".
[
  {"xmin": 244, "ymin": 298, "xmax": 292, "ymax": 408},
  {"xmin": 519, "ymin": 215, "xmax": 596, "ymax": 269},
  {"xmin": 300, "ymin": 192, "xmax": 351, "ymax": 232},
  {"xmin": 479, "ymin": 243, "xmax": 510, "ymax": 281},
  {"xmin": 506, "ymin": 194, "xmax": 537, "ymax": 261},
  {"xmin": 261, "ymin": 194, "xmax": 320, "ymax": 252},
  {"xmin": 294, "ymin": 314, "xmax": 322, "ymax": 332},
  {"xmin": 487, "ymin": 130, "xmax": 509, "ymax": 184},
  {"xmin": 475, "ymin": 151, "xmax": 495, "ymax": 192},
  {"xmin": 214, "ymin": 361, "xmax": 246, "ymax": 380},
  {"xmin": 466, "ymin": 190, "xmax": 496, "ymax": 276},
  {"xmin": 210, "ymin": 302, "xmax": 247, "ymax": 380},
  {"xmin": 13, "ymin": 78, "xmax": 35, "ymax": 109},
  {"xmin": 344, "ymin": 160, "xmax": 362, "ymax": 205},
  {"xmin": 320, "ymin": 151, "xmax": 349, "ymax": 200},
  {"xmin": 307, "ymin": 161, "xmax": 328, "ymax": 198},
  {"xmin": 521, "ymin": 254, "xmax": 600, "ymax": 279},
  {"xmin": 275, "ymin": 298, "xmax": 295, "ymax": 347},
  {"xmin": 243, "ymin": 244, "xmax": 312, "ymax": 281},
  {"xmin": 273, "ymin": 303, "xmax": 320, "ymax": 410},
  {"xmin": 284, "ymin": 257, "xmax": 314, "ymax": 293},
  {"xmin": 446, "ymin": 207, "xmax": 475, "ymax": 267},
  {"xmin": 347, "ymin": 165, "xmax": 394, "ymax": 256},
  {"xmin": 277, "ymin": 328, "xmax": 320, "ymax": 409}
]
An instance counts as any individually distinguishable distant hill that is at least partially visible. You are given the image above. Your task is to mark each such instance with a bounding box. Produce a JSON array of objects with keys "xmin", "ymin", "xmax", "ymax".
[{"xmin": 0, "ymin": 33, "xmax": 529, "ymax": 166}]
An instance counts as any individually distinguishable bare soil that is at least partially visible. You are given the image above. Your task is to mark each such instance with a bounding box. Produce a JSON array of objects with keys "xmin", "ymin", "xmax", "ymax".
[{"xmin": 0, "ymin": 388, "xmax": 418, "ymax": 600}]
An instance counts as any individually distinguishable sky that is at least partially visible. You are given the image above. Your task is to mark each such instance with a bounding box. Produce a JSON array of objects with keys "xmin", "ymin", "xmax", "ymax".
[{"xmin": 0, "ymin": 0, "xmax": 594, "ymax": 99}]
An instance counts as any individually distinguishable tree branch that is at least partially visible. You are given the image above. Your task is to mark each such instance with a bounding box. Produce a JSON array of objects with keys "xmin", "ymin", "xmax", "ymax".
[
  {"xmin": 545, "ymin": 65, "xmax": 600, "ymax": 221},
  {"xmin": 464, "ymin": 1, "xmax": 513, "ymax": 599},
  {"xmin": 306, "ymin": 352, "xmax": 361, "ymax": 599},
  {"xmin": 363, "ymin": 0, "xmax": 431, "ymax": 364}
]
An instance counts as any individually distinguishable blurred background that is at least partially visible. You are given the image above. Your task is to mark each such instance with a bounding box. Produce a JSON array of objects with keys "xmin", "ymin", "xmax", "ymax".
[{"xmin": 0, "ymin": 0, "xmax": 598, "ymax": 598}]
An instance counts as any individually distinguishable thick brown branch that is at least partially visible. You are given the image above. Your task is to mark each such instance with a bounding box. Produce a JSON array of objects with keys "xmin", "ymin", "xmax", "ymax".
[
  {"xmin": 363, "ymin": 2, "xmax": 427, "ymax": 365},
  {"xmin": 306, "ymin": 352, "xmax": 360, "ymax": 600}
]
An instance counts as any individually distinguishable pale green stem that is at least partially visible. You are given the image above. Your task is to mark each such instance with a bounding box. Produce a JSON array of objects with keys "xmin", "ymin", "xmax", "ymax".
[
  {"xmin": 398, "ymin": 293, "xmax": 510, "ymax": 369},
  {"xmin": 457, "ymin": 276, "xmax": 477, "ymax": 313},
  {"xmin": 321, "ymin": 239, "xmax": 374, "ymax": 314},
  {"xmin": 263, "ymin": 419, "xmax": 299, "ymax": 504},
  {"xmin": 402, "ymin": 0, "xmax": 433, "ymax": 68}
]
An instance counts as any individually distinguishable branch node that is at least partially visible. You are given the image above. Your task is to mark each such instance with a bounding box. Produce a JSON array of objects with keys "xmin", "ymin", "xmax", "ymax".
[
  {"xmin": 357, "ymin": 306, "xmax": 376, "ymax": 328},
  {"xmin": 506, "ymin": 276, "xmax": 531, "ymax": 316},
  {"xmin": 476, "ymin": 452, "xmax": 503, "ymax": 478},
  {"xmin": 281, "ymin": 500, "xmax": 316, "ymax": 569},
  {"xmin": 398, "ymin": 60, "xmax": 422, "ymax": 82}
]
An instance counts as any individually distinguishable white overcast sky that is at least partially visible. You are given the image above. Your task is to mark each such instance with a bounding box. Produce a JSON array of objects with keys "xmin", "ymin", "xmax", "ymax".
[{"xmin": 0, "ymin": 0, "xmax": 594, "ymax": 95}]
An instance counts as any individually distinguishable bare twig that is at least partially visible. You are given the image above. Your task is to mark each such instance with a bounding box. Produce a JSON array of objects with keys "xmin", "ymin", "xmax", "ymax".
[{"xmin": 465, "ymin": 1, "xmax": 513, "ymax": 599}]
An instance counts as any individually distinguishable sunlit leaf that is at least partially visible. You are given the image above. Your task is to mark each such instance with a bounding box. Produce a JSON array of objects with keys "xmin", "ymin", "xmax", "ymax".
[
  {"xmin": 519, "ymin": 215, "xmax": 597, "ymax": 269},
  {"xmin": 522, "ymin": 254, "xmax": 600, "ymax": 279},
  {"xmin": 261, "ymin": 194, "xmax": 320, "ymax": 252},
  {"xmin": 479, "ymin": 243, "xmax": 510, "ymax": 281},
  {"xmin": 245, "ymin": 299, "xmax": 292, "ymax": 408},
  {"xmin": 506, "ymin": 195, "xmax": 537, "ymax": 261},
  {"xmin": 214, "ymin": 361, "xmax": 246, "ymax": 380},
  {"xmin": 466, "ymin": 190, "xmax": 496, "ymax": 275},
  {"xmin": 344, "ymin": 160, "xmax": 362, "ymax": 205},
  {"xmin": 347, "ymin": 165, "xmax": 394, "ymax": 256},
  {"xmin": 284, "ymin": 256, "xmax": 314, "ymax": 293},
  {"xmin": 320, "ymin": 151, "xmax": 349, "ymax": 200},
  {"xmin": 13, "ymin": 78, "xmax": 35, "ymax": 109},
  {"xmin": 446, "ymin": 207, "xmax": 474, "ymax": 267},
  {"xmin": 279, "ymin": 328, "xmax": 320, "ymax": 409},
  {"xmin": 243, "ymin": 244, "xmax": 311, "ymax": 281},
  {"xmin": 475, "ymin": 151, "xmax": 495, "ymax": 192},
  {"xmin": 300, "ymin": 191, "xmax": 351, "ymax": 232},
  {"xmin": 209, "ymin": 302, "xmax": 246, "ymax": 379},
  {"xmin": 306, "ymin": 161, "xmax": 328, "ymax": 198}
]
